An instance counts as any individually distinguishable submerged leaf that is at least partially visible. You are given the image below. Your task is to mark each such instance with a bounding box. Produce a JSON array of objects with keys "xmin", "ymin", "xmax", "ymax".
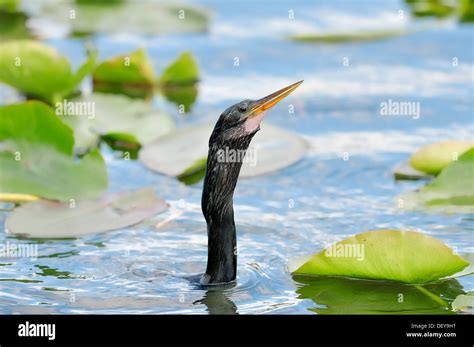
[
  {"xmin": 399, "ymin": 148, "xmax": 474, "ymax": 212},
  {"xmin": 409, "ymin": 141, "xmax": 474, "ymax": 175},
  {"xmin": 291, "ymin": 230, "xmax": 469, "ymax": 284},
  {"xmin": 139, "ymin": 122, "xmax": 308, "ymax": 181},
  {"xmin": 0, "ymin": 40, "xmax": 96, "ymax": 103},
  {"xmin": 0, "ymin": 102, "xmax": 108, "ymax": 200},
  {"xmin": 5, "ymin": 188, "xmax": 168, "ymax": 238}
]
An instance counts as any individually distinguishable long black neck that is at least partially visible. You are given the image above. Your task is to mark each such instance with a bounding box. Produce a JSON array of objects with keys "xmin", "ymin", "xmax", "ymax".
[{"xmin": 201, "ymin": 135, "xmax": 254, "ymax": 285}]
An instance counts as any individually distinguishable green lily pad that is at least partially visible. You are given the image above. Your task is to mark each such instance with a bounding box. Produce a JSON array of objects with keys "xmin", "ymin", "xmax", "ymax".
[
  {"xmin": 0, "ymin": 40, "xmax": 96, "ymax": 104},
  {"xmin": 31, "ymin": 0, "xmax": 209, "ymax": 36},
  {"xmin": 404, "ymin": 0, "xmax": 473, "ymax": 22},
  {"xmin": 0, "ymin": 102, "xmax": 107, "ymax": 201},
  {"xmin": 160, "ymin": 51, "xmax": 199, "ymax": 86},
  {"xmin": 59, "ymin": 93, "xmax": 175, "ymax": 153},
  {"xmin": 294, "ymin": 275, "xmax": 464, "ymax": 314},
  {"xmin": 452, "ymin": 292, "xmax": 474, "ymax": 313},
  {"xmin": 410, "ymin": 141, "xmax": 474, "ymax": 175},
  {"xmin": 399, "ymin": 148, "xmax": 474, "ymax": 213},
  {"xmin": 290, "ymin": 230, "xmax": 469, "ymax": 284},
  {"xmin": 93, "ymin": 48, "xmax": 155, "ymax": 98},
  {"xmin": 5, "ymin": 187, "xmax": 168, "ymax": 238},
  {"xmin": 139, "ymin": 122, "xmax": 308, "ymax": 181},
  {"xmin": 290, "ymin": 29, "xmax": 412, "ymax": 43},
  {"xmin": 159, "ymin": 52, "xmax": 199, "ymax": 112}
]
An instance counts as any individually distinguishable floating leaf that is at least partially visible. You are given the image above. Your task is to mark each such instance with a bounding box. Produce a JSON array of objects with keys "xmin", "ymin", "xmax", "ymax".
[
  {"xmin": 399, "ymin": 148, "xmax": 474, "ymax": 212},
  {"xmin": 59, "ymin": 93, "xmax": 175, "ymax": 153},
  {"xmin": 410, "ymin": 141, "xmax": 473, "ymax": 175},
  {"xmin": 0, "ymin": 40, "xmax": 96, "ymax": 104},
  {"xmin": 32, "ymin": 0, "xmax": 209, "ymax": 36},
  {"xmin": 5, "ymin": 187, "xmax": 168, "ymax": 238},
  {"xmin": 393, "ymin": 161, "xmax": 431, "ymax": 180},
  {"xmin": 290, "ymin": 230, "xmax": 469, "ymax": 284},
  {"xmin": 290, "ymin": 29, "xmax": 412, "ymax": 43},
  {"xmin": 139, "ymin": 122, "xmax": 308, "ymax": 181},
  {"xmin": 404, "ymin": 0, "xmax": 474, "ymax": 23},
  {"xmin": 294, "ymin": 275, "xmax": 464, "ymax": 314},
  {"xmin": 452, "ymin": 292, "xmax": 474, "ymax": 313},
  {"xmin": 159, "ymin": 52, "xmax": 200, "ymax": 111},
  {"xmin": 0, "ymin": 102, "xmax": 107, "ymax": 200},
  {"xmin": 93, "ymin": 48, "xmax": 155, "ymax": 98},
  {"xmin": 160, "ymin": 52, "xmax": 199, "ymax": 86}
]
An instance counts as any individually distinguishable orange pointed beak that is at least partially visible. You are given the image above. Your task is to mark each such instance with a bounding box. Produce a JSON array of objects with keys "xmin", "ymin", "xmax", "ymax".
[{"xmin": 249, "ymin": 80, "xmax": 303, "ymax": 117}]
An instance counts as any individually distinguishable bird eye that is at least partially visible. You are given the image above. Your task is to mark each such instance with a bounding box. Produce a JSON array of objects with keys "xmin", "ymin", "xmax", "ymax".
[{"xmin": 238, "ymin": 105, "xmax": 247, "ymax": 113}]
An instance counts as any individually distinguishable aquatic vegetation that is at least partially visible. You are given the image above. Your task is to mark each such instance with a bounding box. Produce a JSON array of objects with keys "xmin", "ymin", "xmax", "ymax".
[
  {"xmin": 405, "ymin": 0, "xmax": 474, "ymax": 23},
  {"xmin": 290, "ymin": 230, "xmax": 470, "ymax": 284},
  {"xmin": 159, "ymin": 52, "xmax": 200, "ymax": 112},
  {"xmin": 0, "ymin": 0, "xmax": 471, "ymax": 316},
  {"xmin": 294, "ymin": 276, "xmax": 465, "ymax": 314},
  {"xmin": 92, "ymin": 49, "xmax": 199, "ymax": 110},
  {"xmin": 60, "ymin": 93, "xmax": 176, "ymax": 153},
  {"xmin": 139, "ymin": 123, "xmax": 308, "ymax": 184},
  {"xmin": 393, "ymin": 161, "xmax": 431, "ymax": 180},
  {"xmin": 5, "ymin": 187, "xmax": 168, "ymax": 238},
  {"xmin": 0, "ymin": 102, "xmax": 107, "ymax": 201},
  {"xmin": 451, "ymin": 292, "xmax": 474, "ymax": 313},
  {"xmin": 290, "ymin": 29, "xmax": 414, "ymax": 43},
  {"xmin": 0, "ymin": 40, "xmax": 96, "ymax": 104},
  {"xmin": 92, "ymin": 48, "xmax": 156, "ymax": 98},
  {"xmin": 399, "ymin": 148, "xmax": 474, "ymax": 213},
  {"xmin": 409, "ymin": 141, "xmax": 474, "ymax": 175},
  {"xmin": 29, "ymin": 0, "xmax": 210, "ymax": 36},
  {"xmin": 159, "ymin": 52, "xmax": 199, "ymax": 86}
]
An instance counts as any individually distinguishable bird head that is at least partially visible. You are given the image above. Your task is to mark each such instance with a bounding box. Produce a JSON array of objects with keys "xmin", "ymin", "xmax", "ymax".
[{"xmin": 209, "ymin": 80, "xmax": 303, "ymax": 145}]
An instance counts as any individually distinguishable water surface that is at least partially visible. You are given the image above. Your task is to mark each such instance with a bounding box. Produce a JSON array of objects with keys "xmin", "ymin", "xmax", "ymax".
[{"xmin": 0, "ymin": 0, "xmax": 473, "ymax": 314}]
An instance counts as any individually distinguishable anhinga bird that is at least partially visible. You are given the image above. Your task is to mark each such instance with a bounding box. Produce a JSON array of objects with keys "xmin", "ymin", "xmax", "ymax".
[{"xmin": 200, "ymin": 80, "xmax": 303, "ymax": 285}]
